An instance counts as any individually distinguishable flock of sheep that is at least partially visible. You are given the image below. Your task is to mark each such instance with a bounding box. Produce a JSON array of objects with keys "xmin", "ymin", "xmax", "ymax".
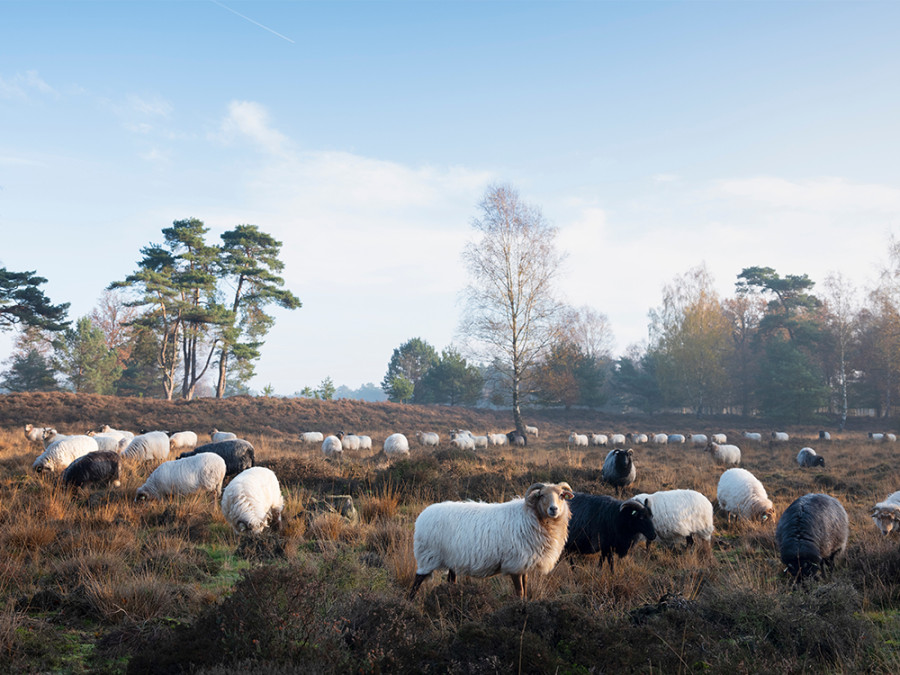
[{"xmin": 17, "ymin": 421, "xmax": 900, "ymax": 602}]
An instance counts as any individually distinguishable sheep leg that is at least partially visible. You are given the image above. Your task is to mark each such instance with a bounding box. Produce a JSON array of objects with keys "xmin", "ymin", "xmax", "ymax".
[
  {"xmin": 447, "ymin": 569, "xmax": 457, "ymax": 584},
  {"xmin": 408, "ymin": 573, "xmax": 430, "ymax": 600},
  {"xmin": 510, "ymin": 573, "xmax": 526, "ymax": 599}
]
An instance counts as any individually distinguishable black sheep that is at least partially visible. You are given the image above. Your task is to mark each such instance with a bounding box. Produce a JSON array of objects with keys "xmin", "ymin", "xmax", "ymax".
[
  {"xmin": 505, "ymin": 430, "xmax": 527, "ymax": 447},
  {"xmin": 775, "ymin": 493, "xmax": 848, "ymax": 581},
  {"xmin": 565, "ymin": 493, "xmax": 656, "ymax": 571},
  {"xmin": 601, "ymin": 448, "xmax": 636, "ymax": 495},
  {"xmin": 178, "ymin": 439, "xmax": 255, "ymax": 477},
  {"xmin": 61, "ymin": 451, "xmax": 121, "ymax": 489}
]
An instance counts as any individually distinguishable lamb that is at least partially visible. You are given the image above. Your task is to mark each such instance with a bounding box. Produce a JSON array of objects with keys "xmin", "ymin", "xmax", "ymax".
[
  {"xmin": 743, "ymin": 432, "xmax": 762, "ymax": 442},
  {"xmin": 601, "ymin": 448, "xmax": 636, "ymax": 494},
  {"xmin": 632, "ymin": 489, "xmax": 714, "ymax": 551},
  {"xmin": 24, "ymin": 424, "xmax": 51, "ymax": 444},
  {"xmin": 136, "ymin": 453, "xmax": 227, "ymax": 501},
  {"xmin": 610, "ymin": 433, "xmax": 626, "ymax": 445},
  {"xmin": 321, "ymin": 433, "xmax": 344, "ymax": 459},
  {"xmin": 178, "ymin": 439, "xmax": 255, "ymax": 476},
  {"xmin": 341, "ymin": 433, "xmax": 361, "ymax": 451},
  {"xmin": 667, "ymin": 434, "xmax": 685, "ymax": 444},
  {"xmin": 409, "ymin": 482, "xmax": 574, "ymax": 599},
  {"xmin": 383, "ymin": 433, "xmax": 410, "ymax": 457},
  {"xmin": 716, "ymin": 468, "xmax": 774, "ymax": 522},
  {"xmin": 488, "ymin": 433, "xmax": 508, "ymax": 446},
  {"xmin": 705, "ymin": 442, "xmax": 741, "ymax": 466},
  {"xmin": 568, "ymin": 432, "xmax": 589, "ymax": 448},
  {"xmin": 818, "ymin": 430, "xmax": 831, "ymax": 441},
  {"xmin": 220, "ymin": 466, "xmax": 284, "ymax": 535},
  {"xmin": 564, "ymin": 493, "xmax": 655, "ymax": 571},
  {"xmin": 168, "ymin": 431, "xmax": 198, "ymax": 453},
  {"xmin": 209, "ymin": 428, "xmax": 238, "ymax": 442},
  {"xmin": 689, "ymin": 434, "xmax": 708, "ymax": 446},
  {"xmin": 33, "ymin": 435, "xmax": 99, "ymax": 474},
  {"xmin": 590, "ymin": 433, "xmax": 609, "ymax": 447},
  {"xmin": 650, "ymin": 433, "xmax": 668, "ymax": 445},
  {"xmin": 121, "ymin": 431, "xmax": 170, "ymax": 462},
  {"xmin": 771, "ymin": 431, "xmax": 790, "ymax": 442},
  {"xmin": 797, "ymin": 447, "xmax": 825, "ymax": 468},
  {"xmin": 61, "ymin": 451, "xmax": 121, "ymax": 489},
  {"xmin": 775, "ymin": 493, "xmax": 848, "ymax": 580},
  {"xmin": 299, "ymin": 431, "xmax": 324, "ymax": 443},
  {"xmin": 524, "ymin": 425, "xmax": 539, "ymax": 438},
  {"xmin": 711, "ymin": 433, "xmax": 727, "ymax": 444},
  {"xmin": 871, "ymin": 491, "xmax": 900, "ymax": 536}
]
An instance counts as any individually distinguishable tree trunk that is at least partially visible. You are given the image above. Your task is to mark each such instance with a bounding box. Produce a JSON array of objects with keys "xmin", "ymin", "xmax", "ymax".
[{"xmin": 216, "ymin": 346, "xmax": 228, "ymax": 398}]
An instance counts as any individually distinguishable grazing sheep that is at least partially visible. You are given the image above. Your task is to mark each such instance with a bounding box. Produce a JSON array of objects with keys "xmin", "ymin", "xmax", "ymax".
[
  {"xmin": 41, "ymin": 428, "xmax": 71, "ymax": 448},
  {"xmin": 716, "ymin": 468, "xmax": 774, "ymax": 522},
  {"xmin": 650, "ymin": 433, "xmax": 668, "ymax": 445},
  {"xmin": 525, "ymin": 425, "xmax": 539, "ymax": 438},
  {"xmin": 885, "ymin": 433, "xmax": 898, "ymax": 443},
  {"xmin": 667, "ymin": 434, "xmax": 685, "ymax": 444},
  {"xmin": 299, "ymin": 431, "xmax": 324, "ymax": 443},
  {"xmin": 169, "ymin": 431, "xmax": 198, "ymax": 454},
  {"xmin": 384, "ymin": 433, "xmax": 410, "ymax": 457},
  {"xmin": 121, "ymin": 431, "xmax": 170, "ymax": 462},
  {"xmin": 565, "ymin": 493, "xmax": 656, "ymax": 571},
  {"xmin": 179, "ymin": 439, "xmax": 255, "ymax": 477},
  {"xmin": 797, "ymin": 447, "xmax": 825, "ymax": 468},
  {"xmin": 33, "ymin": 435, "xmax": 99, "ymax": 474},
  {"xmin": 610, "ymin": 433, "xmax": 626, "ymax": 446},
  {"xmin": 209, "ymin": 428, "xmax": 238, "ymax": 443},
  {"xmin": 357, "ymin": 435, "xmax": 373, "ymax": 451},
  {"xmin": 24, "ymin": 424, "xmax": 51, "ymax": 444},
  {"xmin": 602, "ymin": 448, "xmax": 636, "ymax": 494},
  {"xmin": 341, "ymin": 433, "xmax": 361, "ymax": 451},
  {"xmin": 818, "ymin": 430, "xmax": 831, "ymax": 441},
  {"xmin": 871, "ymin": 491, "xmax": 900, "ymax": 536},
  {"xmin": 488, "ymin": 433, "xmax": 508, "ymax": 447},
  {"xmin": 711, "ymin": 433, "xmax": 727, "ymax": 444},
  {"xmin": 632, "ymin": 489, "xmax": 714, "ymax": 550},
  {"xmin": 409, "ymin": 482, "xmax": 574, "ymax": 599},
  {"xmin": 506, "ymin": 430, "xmax": 526, "ymax": 447},
  {"xmin": 86, "ymin": 431, "xmax": 127, "ymax": 454},
  {"xmin": 416, "ymin": 431, "xmax": 440, "ymax": 447},
  {"xmin": 776, "ymin": 493, "xmax": 848, "ymax": 580},
  {"xmin": 869, "ymin": 432, "xmax": 884, "ymax": 441},
  {"xmin": 136, "ymin": 453, "xmax": 227, "ymax": 500},
  {"xmin": 590, "ymin": 433, "xmax": 609, "ymax": 447},
  {"xmin": 568, "ymin": 433, "xmax": 589, "ymax": 448},
  {"xmin": 705, "ymin": 442, "xmax": 741, "ymax": 466},
  {"xmin": 743, "ymin": 431, "xmax": 762, "ymax": 442},
  {"xmin": 100, "ymin": 425, "xmax": 134, "ymax": 440},
  {"xmin": 450, "ymin": 433, "xmax": 476, "ymax": 450},
  {"xmin": 688, "ymin": 434, "xmax": 708, "ymax": 446},
  {"xmin": 62, "ymin": 451, "xmax": 121, "ymax": 489},
  {"xmin": 221, "ymin": 466, "xmax": 284, "ymax": 535},
  {"xmin": 321, "ymin": 433, "xmax": 344, "ymax": 459},
  {"xmin": 771, "ymin": 431, "xmax": 790, "ymax": 442}
]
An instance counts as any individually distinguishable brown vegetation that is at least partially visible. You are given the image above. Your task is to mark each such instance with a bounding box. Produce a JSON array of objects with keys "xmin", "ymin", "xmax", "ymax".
[{"xmin": 1, "ymin": 392, "xmax": 899, "ymax": 673}]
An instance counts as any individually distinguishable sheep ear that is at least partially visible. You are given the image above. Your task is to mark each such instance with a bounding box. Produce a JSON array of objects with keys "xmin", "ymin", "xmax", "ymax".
[
  {"xmin": 525, "ymin": 484, "xmax": 544, "ymax": 506},
  {"xmin": 558, "ymin": 482, "xmax": 574, "ymax": 500},
  {"xmin": 643, "ymin": 498, "xmax": 650, "ymax": 508},
  {"xmin": 626, "ymin": 448, "xmax": 634, "ymax": 456}
]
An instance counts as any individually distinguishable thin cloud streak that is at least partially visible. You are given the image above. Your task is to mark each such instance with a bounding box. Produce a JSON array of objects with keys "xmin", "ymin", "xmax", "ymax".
[{"xmin": 209, "ymin": 0, "xmax": 295, "ymax": 44}]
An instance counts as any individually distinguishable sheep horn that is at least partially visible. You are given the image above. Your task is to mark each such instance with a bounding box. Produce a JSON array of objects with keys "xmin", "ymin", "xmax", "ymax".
[{"xmin": 525, "ymin": 483, "xmax": 545, "ymax": 506}]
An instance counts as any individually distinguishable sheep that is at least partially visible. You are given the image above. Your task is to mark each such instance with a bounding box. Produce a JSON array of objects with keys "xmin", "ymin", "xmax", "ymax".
[
  {"xmin": 41, "ymin": 428, "xmax": 71, "ymax": 448},
  {"xmin": 590, "ymin": 433, "xmax": 609, "ymax": 447},
  {"xmin": 771, "ymin": 431, "xmax": 789, "ymax": 442},
  {"xmin": 220, "ymin": 466, "xmax": 284, "ymax": 535},
  {"xmin": 524, "ymin": 425, "xmax": 539, "ymax": 438},
  {"xmin": 471, "ymin": 434, "xmax": 489, "ymax": 449},
  {"xmin": 321, "ymin": 433, "xmax": 344, "ymax": 459},
  {"xmin": 209, "ymin": 428, "xmax": 238, "ymax": 443},
  {"xmin": 24, "ymin": 424, "xmax": 51, "ymax": 444},
  {"xmin": 61, "ymin": 451, "xmax": 121, "ymax": 489},
  {"xmin": 775, "ymin": 493, "xmax": 848, "ymax": 580},
  {"xmin": 688, "ymin": 434, "xmax": 708, "ymax": 446},
  {"xmin": 625, "ymin": 432, "xmax": 648, "ymax": 444},
  {"xmin": 818, "ymin": 430, "xmax": 831, "ymax": 441},
  {"xmin": 564, "ymin": 493, "xmax": 655, "ymax": 571},
  {"xmin": 416, "ymin": 431, "xmax": 440, "ymax": 447},
  {"xmin": 299, "ymin": 431, "xmax": 324, "ymax": 443},
  {"xmin": 705, "ymin": 442, "xmax": 741, "ymax": 466},
  {"xmin": 121, "ymin": 431, "xmax": 170, "ymax": 462},
  {"xmin": 100, "ymin": 425, "xmax": 135, "ymax": 442},
  {"xmin": 408, "ymin": 482, "xmax": 574, "ymax": 599},
  {"xmin": 488, "ymin": 433, "xmax": 508, "ymax": 447},
  {"xmin": 885, "ymin": 433, "xmax": 898, "ymax": 443},
  {"xmin": 568, "ymin": 432, "xmax": 589, "ymax": 448},
  {"xmin": 602, "ymin": 448, "xmax": 636, "ymax": 494},
  {"xmin": 86, "ymin": 431, "xmax": 127, "ymax": 454},
  {"xmin": 632, "ymin": 489, "xmax": 714, "ymax": 551},
  {"xmin": 650, "ymin": 433, "xmax": 668, "ymax": 445},
  {"xmin": 716, "ymin": 468, "xmax": 774, "ymax": 522},
  {"xmin": 869, "ymin": 432, "xmax": 884, "ymax": 441},
  {"xmin": 33, "ymin": 435, "xmax": 99, "ymax": 474},
  {"xmin": 450, "ymin": 433, "xmax": 476, "ymax": 450},
  {"xmin": 357, "ymin": 435, "xmax": 373, "ymax": 451},
  {"xmin": 136, "ymin": 453, "xmax": 227, "ymax": 501},
  {"xmin": 506, "ymin": 430, "xmax": 526, "ymax": 447},
  {"xmin": 667, "ymin": 434, "xmax": 685, "ymax": 444},
  {"xmin": 610, "ymin": 433, "xmax": 626, "ymax": 445},
  {"xmin": 169, "ymin": 431, "xmax": 198, "ymax": 454},
  {"xmin": 871, "ymin": 491, "xmax": 900, "ymax": 536},
  {"xmin": 341, "ymin": 433, "xmax": 361, "ymax": 451},
  {"xmin": 179, "ymin": 439, "xmax": 255, "ymax": 477},
  {"xmin": 797, "ymin": 447, "xmax": 825, "ymax": 468},
  {"xmin": 743, "ymin": 431, "xmax": 762, "ymax": 442},
  {"xmin": 711, "ymin": 433, "xmax": 727, "ymax": 444},
  {"xmin": 384, "ymin": 433, "xmax": 410, "ymax": 457}
]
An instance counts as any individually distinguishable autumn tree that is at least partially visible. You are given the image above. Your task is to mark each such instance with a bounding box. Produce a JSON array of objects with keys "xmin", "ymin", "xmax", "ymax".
[
  {"xmin": 821, "ymin": 272, "xmax": 859, "ymax": 429},
  {"xmin": 460, "ymin": 184, "xmax": 565, "ymax": 437}
]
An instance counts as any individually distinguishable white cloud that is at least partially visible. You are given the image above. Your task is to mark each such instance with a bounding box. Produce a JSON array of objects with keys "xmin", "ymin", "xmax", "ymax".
[
  {"xmin": 127, "ymin": 94, "xmax": 172, "ymax": 118},
  {"xmin": 714, "ymin": 176, "xmax": 900, "ymax": 213},
  {"xmin": 215, "ymin": 100, "xmax": 290, "ymax": 156},
  {"xmin": 0, "ymin": 70, "xmax": 56, "ymax": 100}
]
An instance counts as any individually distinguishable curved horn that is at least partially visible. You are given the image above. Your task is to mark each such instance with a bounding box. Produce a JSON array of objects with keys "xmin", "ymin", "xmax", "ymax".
[{"xmin": 525, "ymin": 483, "xmax": 545, "ymax": 506}]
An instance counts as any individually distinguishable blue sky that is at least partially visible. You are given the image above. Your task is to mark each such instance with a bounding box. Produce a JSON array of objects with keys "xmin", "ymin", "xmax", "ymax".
[{"xmin": 2, "ymin": 1, "xmax": 899, "ymax": 394}]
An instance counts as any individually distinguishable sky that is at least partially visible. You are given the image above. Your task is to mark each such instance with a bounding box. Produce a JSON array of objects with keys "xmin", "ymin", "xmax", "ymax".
[{"xmin": 2, "ymin": 0, "xmax": 899, "ymax": 395}]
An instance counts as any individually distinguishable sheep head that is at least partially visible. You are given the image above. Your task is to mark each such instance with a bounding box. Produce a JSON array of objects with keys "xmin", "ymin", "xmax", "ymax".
[
  {"xmin": 871, "ymin": 505, "xmax": 900, "ymax": 536},
  {"xmin": 620, "ymin": 498, "xmax": 656, "ymax": 542},
  {"xmin": 525, "ymin": 482, "xmax": 573, "ymax": 520}
]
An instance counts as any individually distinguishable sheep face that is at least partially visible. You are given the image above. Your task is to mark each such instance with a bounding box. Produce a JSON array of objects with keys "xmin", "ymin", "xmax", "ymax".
[
  {"xmin": 525, "ymin": 482, "xmax": 574, "ymax": 520},
  {"xmin": 812, "ymin": 456, "xmax": 825, "ymax": 467},
  {"xmin": 871, "ymin": 507, "xmax": 900, "ymax": 536},
  {"xmin": 622, "ymin": 498, "xmax": 656, "ymax": 542},
  {"xmin": 756, "ymin": 503, "xmax": 776, "ymax": 522}
]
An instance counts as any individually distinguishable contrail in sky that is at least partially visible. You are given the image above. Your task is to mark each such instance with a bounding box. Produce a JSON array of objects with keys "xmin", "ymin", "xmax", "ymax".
[{"xmin": 210, "ymin": 0, "xmax": 295, "ymax": 43}]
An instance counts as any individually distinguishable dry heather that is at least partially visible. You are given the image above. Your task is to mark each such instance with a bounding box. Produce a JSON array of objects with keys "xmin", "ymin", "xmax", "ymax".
[{"xmin": 1, "ymin": 393, "xmax": 900, "ymax": 673}]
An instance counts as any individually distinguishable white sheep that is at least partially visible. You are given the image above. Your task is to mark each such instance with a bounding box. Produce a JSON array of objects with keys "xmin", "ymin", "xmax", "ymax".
[
  {"xmin": 209, "ymin": 428, "xmax": 238, "ymax": 443},
  {"xmin": 689, "ymin": 434, "xmax": 708, "ymax": 446},
  {"xmin": 121, "ymin": 431, "xmax": 170, "ymax": 461},
  {"xmin": 797, "ymin": 447, "xmax": 825, "ymax": 468},
  {"xmin": 711, "ymin": 433, "xmax": 727, "ymax": 444},
  {"xmin": 650, "ymin": 433, "xmax": 668, "ymax": 445},
  {"xmin": 24, "ymin": 424, "xmax": 51, "ymax": 444},
  {"xmin": 41, "ymin": 428, "xmax": 71, "ymax": 448},
  {"xmin": 871, "ymin": 491, "xmax": 900, "ymax": 536},
  {"xmin": 322, "ymin": 433, "xmax": 344, "ymax": 459},
  {"xmin": 169, "ymin": 431, "xmax": 198, "ymax": 454},
  {"xmin": 220, "ymin": 466, "xmax": 284, "ymax": 535},
  {"xmin": 86, "ymin": 431, "xmax": 127, "ymax": 454},
  {"xmin": 100, "ymin": 425, "xmax": 135, "ymax": 443},
  {"xmin": 357, "ymin": 435, "xmax": 373, "ymax": 451},
  {"xmin": 384, "ymin": 433, "xmax": 410, "ymax": 457},
  {"xmin": 633, "ymin": 489, "xmax": 714, "ymax": 550},
  {"xmin": 626, "ymin": 433, "xmax": 648, "ymax": 444},
  {"xmin": 869, "ymin": 432, "xmax": 885, "ymax": 442},
  {"xmin": 568, "ymin": 432, "xmax": 589, "ymax": 448},
  {"xmin": 409, "ymin": 482, "xmax": 574, "ymax": 599},
  {"xmin": 341, "ymin": 434, "xmax": 361, "ymax": 451},
  {"xmin": 716, "ymin": 467, "xmax": 775, "ymax": 521},
  {"xmin": 32, "ymin": 435, "xmax": 99, "ymax": 474},
  {"xmin": 885, "ymin": 433, "xmax": 898, "ymax": 443},
  {"xmin": 135, "ymin": 453, "xmax": 227, "ymax": 500},
  {"xmin": 449, "ymin": 434, "xmax": 475, "ymax": 450},
  {"xmin": 667, "ymin": 434, "xmax": 685, "ymax": 444},
  {"xmin": 743, "ymin": 432, "xmax": 762, "ymax": 442},
  {"xmin": 299, "ymin": 431, "xmax": 324, "ymax": 443},
  {"xmin": 488, "ymin": 433, "xmax": 508, "ymax": 447},
  {"xmin": 706, "ymin": 442, "xmax": 741, "ymax": 466},
  {"xmin": 771, "ymin": 431, "xmax": 789, "ymax": 442},
  {"xmin": 610, "ymin": 433, "xmax": 626, "ymax": 445},
  {"xmin": 472, "ymin": 434, "xmax": 489, "ymax": 449},
  {"xmin": 525, "ymin": 425, "xmax": 539, "ymax": 438},
  {"xmin": 590, "ymin": 433, "xmax": 609, "ymax": 447},
  {"xmin": 416, "ymin": 431, "xmax": 440, "ymax": 447}
]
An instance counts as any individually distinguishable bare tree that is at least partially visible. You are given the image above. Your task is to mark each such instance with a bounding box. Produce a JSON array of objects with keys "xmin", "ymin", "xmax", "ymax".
[
  {"xmin": 460, "ymin": 184, "xmax": 565, "ymax": 436},
  {"xmin": 822, "ymin": 272, "xmax": 858, "ymax": 430}
]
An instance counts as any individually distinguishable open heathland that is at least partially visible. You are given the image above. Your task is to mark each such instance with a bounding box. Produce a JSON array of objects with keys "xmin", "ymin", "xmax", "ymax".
[{"xmin": 1, "ymin": 392, "xmax": 900, "ymax": 674}]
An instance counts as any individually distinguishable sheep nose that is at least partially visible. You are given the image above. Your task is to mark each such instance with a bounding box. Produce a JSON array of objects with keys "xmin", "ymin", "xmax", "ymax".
[{"xmin": 548, "ymin": 505, "xmax": 558, "ymax": 516}]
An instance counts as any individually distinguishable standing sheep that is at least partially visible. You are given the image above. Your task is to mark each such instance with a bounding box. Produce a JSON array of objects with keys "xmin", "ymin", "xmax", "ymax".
[
  {"xmin": 705, "ymin": 442, "xmax": 741, "ymax": 466},
  {"xmin": 488, "ymin": 433, "xmax": 508, "ymax": 447},
  {"xmin": 169, "ymin": 431, "xmax": 198, "ymax": 454},
  {"xmin": 321, "ymin": 433, "xmax": 344, "ymax": 459},
  {"xmin": 86, "ymin": 431, "xmax": 128, "ymax": 453},
  {"xmin": 610, "ymin": 433, "xmax": 626, "ymax": 446},
  {"xmin": 221, "ymin": 466, "xmax": 285, "ymax": 535},
  {"xmin": 568, "ymin": 433, "xmax": 589, "ymax": 448},
  {"xmin": 506, "ymin": 430, "xmax": 526, "ymax": 447},
  {"xmin": 33, "ymin": 435, "xmax": 99, "ymax": 474},
  {"xmin": 409, "ymin": 482, "xmax": 574, "ymax": 599},
  {"xmin": 384, "ymin": 433, "xmax": 410, "ymax": 457},
  {"xmin": 524, "ymin": 425, "xmax": 539, "ymax": 438},
  {"xmin": 136, "ymin": 453, "xmax": 227, "ymax": 500},
  {"xmin": 121, "ymin": 431, "xmax": 170, "ymax": 462},
  {"xmin": 771, "ymin": 431, "xmax": 790, "ymax": 442},
  {"xmin": 818, "ymin": 430, "xmax": 831, "ymax": 441},
  {"xmin": 24, "ymin": 424, "xmax": 51, "ymax": 444},
  {"xmin": 450, "ymin": 433, "xmax": 476, "ymax": 450},
  {"xmin": 870, "ymin": 491, "xmax": 900, "ymax": 536},
  {"xmin": 632, "ymin": 489, "xmax": 714, "ymax": 551},
  {"xmin": 357, "ymin": 435, "xmax": 373, "ymax": 451},
  {"xmin": 590, "ymin": 433, "xmax": 609, "ymax": 447},
  {"xmin": 776, "ymin": 493, "xmax": 848, "ymax": 580},
  {"xmin": 341, "ymin": 433, "xmax": 361, "ymax": 451},
  {"xmin": 62, "ymin": 451, "xmax": 122, "ymax": 489},
  {"xmin": 797, "ymin": 447, "xmax": 825, "ymax": 468},
  {"xmin": 711, "ymin": 433, "xmax": 727, "ymax": 444},
  {"xmin": 299, "ymin": 432, "xmax": 324, "ymax": 444},
  {"xmin": 565, "ymin": 493, "xmax": 656, "ymax": 571},
  {"xmin": 667, "ymin": 434, "xmax": 685, "ymax": 444},
  {"xmin": 743, "ymin": 432, "xmax": 762, "ymax": 442},
  {"xmin": 716, "ymin": 468, "xmax": 774, "ymax": 522},
  {"xmin": 601, "ymin": 448, "xmax": 636, "ymax": 494},
  {"xmin": 649, "ymin": 433, "xmax": 668, "ymax": 445},
  {"xmin": 178, "ymin": 439, "xmax": 255, "ymax": 477}
]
